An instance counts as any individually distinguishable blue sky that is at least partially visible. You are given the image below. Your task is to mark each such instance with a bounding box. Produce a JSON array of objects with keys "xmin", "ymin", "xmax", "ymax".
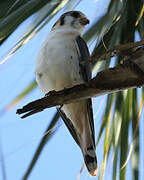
[{"xmin": 0, "ymin": 1, "xmax": 144, "ymax": 180}]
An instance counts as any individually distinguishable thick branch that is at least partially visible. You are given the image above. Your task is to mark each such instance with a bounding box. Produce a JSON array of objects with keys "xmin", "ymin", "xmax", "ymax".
[
  {"xmin": 17, "ymin": 47, "xmax": 144, "ymax": 118},
  {"xmin": 91, "ymin": 40, "xmax": 144, "ymax": 62}
]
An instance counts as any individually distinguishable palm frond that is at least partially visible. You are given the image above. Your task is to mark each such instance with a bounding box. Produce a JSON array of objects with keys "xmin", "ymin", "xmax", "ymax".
[
  {"xmin": 22, "ymin": 111, "xmax": 60, "ymax": 180},
  {"xmin": 0, "ymin": 0, "xmax": 56, "ymax": 43}
]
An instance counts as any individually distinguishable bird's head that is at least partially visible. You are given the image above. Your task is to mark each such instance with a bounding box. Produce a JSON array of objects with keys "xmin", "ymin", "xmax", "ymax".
[{"xmin": 52, "ymin": 11, "xmax": 89, "ymax": 34}]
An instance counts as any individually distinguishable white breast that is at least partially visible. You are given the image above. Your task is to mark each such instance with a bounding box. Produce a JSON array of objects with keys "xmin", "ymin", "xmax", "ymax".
[{"xmin": 35, "ymin": 29, "xmax": 84, "ymax": 94}]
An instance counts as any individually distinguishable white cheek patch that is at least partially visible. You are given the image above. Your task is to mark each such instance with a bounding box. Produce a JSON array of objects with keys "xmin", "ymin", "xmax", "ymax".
[{"xmin": 64, "ymin": 15, "xmax": 74, "ymax": 25}]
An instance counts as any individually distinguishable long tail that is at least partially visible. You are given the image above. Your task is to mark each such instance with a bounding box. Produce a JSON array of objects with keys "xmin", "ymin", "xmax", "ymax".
[{"xmin": 82, "ymin": 145, "xmax": 98, "ymax": 176}]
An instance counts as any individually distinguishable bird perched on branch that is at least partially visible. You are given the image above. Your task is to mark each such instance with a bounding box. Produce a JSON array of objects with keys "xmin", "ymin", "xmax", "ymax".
[{"xmin": 35, "ymin": 11, "xmax": 97, "ymax": 176}]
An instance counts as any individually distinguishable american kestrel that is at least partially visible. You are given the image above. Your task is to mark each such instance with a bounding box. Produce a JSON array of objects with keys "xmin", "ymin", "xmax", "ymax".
[{"xmin": 35, "ymin": 11, "xmax": 97, "ymax": 176}]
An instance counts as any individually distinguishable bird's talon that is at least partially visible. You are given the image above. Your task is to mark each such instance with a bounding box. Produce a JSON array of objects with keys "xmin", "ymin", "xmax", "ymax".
[
  {"xmin": 45, "ymin": 90, "xmax": 57, "ymax": 97},
  {"xmin": 59, "ymin": 104, "xmax": 63, "ymax": 109}
]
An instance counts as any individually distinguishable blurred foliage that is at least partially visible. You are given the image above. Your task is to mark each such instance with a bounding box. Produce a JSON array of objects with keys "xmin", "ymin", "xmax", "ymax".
[
  {"xmin": 0, "ymin": 0, "xmax": 144, "ymax": 179},
  {"xmin": 22, "ymin": 111, "xmax": 60, "ymax": 180}
]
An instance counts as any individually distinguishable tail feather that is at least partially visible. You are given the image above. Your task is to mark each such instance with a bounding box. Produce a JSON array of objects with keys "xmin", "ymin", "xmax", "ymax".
[{"xmin": 83, "ymin": 146, "xmax": 98, "ymax": 176}]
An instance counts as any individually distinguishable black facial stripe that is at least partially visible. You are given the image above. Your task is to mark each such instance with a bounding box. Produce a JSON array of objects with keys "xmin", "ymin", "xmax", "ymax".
[
  {"xmin": 52, "ymin": 22, "xmax": 57, "ymax": 28},
  {"xmin": 60, "ymin": 16, "xmax": 65, "ymax": 25}
]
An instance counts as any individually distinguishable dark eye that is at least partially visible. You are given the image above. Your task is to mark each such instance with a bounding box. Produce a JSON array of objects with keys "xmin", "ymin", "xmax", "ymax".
[{"xmin": 71, "ymin": 11, "xmax": 80, "ymax": 18}]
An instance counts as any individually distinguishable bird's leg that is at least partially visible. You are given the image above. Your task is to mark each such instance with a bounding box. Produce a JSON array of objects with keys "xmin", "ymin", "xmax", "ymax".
[
  {"xmin": 45, "ymin": 90, "xmax": 57, "ymax": 97},
  {"xmin": 59, "ymin": 104, "xmax": 63, "ymax": 109},
  {"xmin": 45, "ymin": 90, "xmax": 63, "ymax": 109}
]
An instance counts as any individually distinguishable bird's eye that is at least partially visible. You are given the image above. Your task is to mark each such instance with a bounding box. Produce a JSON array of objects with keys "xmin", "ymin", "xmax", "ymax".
[{"xmin": 71, "ymin": 11, "xmax": 80, "ymax": 18}]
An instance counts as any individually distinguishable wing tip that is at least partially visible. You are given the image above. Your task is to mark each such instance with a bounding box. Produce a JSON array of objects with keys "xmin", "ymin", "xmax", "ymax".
[
  {"xmin": 89, "ymin": 167, "xmax": 98, "ymax": 177},
  {"xmin": 84, "ymin": 153, "xmax": 98, "ymax": 176}
]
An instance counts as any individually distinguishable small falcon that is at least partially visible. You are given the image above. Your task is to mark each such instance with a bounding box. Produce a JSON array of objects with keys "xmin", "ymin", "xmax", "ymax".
[{"xmin": 35, "ymin": 11, "xmax": 97, "ymax": 176}]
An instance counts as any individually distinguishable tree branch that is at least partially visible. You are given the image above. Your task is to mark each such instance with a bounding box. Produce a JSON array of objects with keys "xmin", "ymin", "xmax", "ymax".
[
  {"xmin": 16, "ymin": 45, "xmax": 144, "ymax": 118},
  {"xmin": 91, "ymin": 39, "xmax": 144, "ymax": 62}
]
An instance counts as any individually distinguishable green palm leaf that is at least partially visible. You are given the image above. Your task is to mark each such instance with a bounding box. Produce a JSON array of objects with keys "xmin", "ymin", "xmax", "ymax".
[
  {"xmin": 22, "ymin": 112, "xmax": 60, "ymax": 180},
  {"xmin": 0, "ymin": 0, "xmax": 54, "ymax": 43}
]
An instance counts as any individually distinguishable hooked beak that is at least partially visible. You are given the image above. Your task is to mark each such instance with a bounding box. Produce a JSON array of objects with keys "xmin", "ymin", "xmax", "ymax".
[{"xmin": 80, "ymin": 17, "xmax": 90, "ymax": 25}]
